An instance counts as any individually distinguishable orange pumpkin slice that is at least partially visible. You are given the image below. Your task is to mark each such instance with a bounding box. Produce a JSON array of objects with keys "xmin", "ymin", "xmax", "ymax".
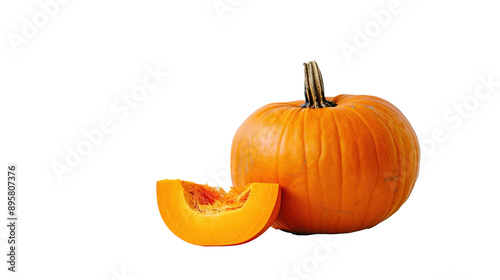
[{"xmin": 157, "ymin": 179, "xmax": 281, "ymax": 246}]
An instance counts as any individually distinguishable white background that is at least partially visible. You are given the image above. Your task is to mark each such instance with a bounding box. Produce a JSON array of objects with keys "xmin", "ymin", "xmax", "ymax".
[{"xmin": 1, "ymin": 0, "xmax": 500, "ymax": 279}]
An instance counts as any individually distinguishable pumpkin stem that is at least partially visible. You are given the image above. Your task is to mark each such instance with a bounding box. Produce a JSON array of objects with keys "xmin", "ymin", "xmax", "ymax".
[{"xmin": 300, "ymin": 61, "xmax": 337, "ymax": 108}]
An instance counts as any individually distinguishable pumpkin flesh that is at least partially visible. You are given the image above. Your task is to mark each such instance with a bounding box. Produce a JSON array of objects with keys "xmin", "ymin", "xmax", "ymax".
[{"xmin": 157, "ymin": 179, "xmax": 281, "ymax": 246}]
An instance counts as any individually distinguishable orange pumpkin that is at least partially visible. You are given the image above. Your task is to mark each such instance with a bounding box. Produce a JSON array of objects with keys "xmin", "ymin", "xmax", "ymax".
[{"xmin": 231, "ymin": 61, "xmax": 420, "ymax": 234}]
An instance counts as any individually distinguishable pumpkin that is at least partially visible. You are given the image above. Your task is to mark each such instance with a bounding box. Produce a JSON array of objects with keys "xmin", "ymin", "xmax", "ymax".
[
  {"xmin": 231, "ymin": 61, "xmax": 420, "ymax": 234},
  {"xmin": 157, "ymin": 179, "xmax": 281, "ymax": 246}
]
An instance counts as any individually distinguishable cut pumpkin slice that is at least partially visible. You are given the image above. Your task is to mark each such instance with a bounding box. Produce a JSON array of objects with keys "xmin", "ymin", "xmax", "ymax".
[{"xmin": 157, "ymin": 179, "xmax": 281, "ymax": 246}]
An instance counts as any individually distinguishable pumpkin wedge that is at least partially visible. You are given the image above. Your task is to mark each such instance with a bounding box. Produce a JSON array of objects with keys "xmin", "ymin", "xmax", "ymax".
[{"xmin": 157, "ymin": 179, "xmax": 281, "ymax": 246}]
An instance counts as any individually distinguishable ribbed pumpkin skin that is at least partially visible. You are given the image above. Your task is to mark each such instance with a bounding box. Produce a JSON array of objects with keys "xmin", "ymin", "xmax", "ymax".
[{"xmin": 231, "ymin": 94, "xmax": 420, "ymax": 234}]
